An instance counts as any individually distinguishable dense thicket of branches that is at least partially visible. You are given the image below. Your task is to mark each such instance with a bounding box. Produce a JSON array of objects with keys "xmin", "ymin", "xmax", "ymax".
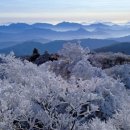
[{"xmin": 0, "ymin": 44, "xmax": 130, "ymax": 130}]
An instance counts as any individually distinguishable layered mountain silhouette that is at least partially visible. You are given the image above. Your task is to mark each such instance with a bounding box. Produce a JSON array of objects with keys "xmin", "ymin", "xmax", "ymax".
[
  {"xmin": 0, "ymin": 22, "xmax": 130, "ymax": 55},
  {"xmin": 112, "ymin": 35, "xmax": 130, "ymax": 42},
  {"xmin": 0, "ymin": 22, "xmax": 130, "ymax": 43},
  {"xmin": 0, "ymin": 39, "xmax": 117, "ymax": 56},
  {"xmin": 96, "ymin": 42, "xmax": 130, "ymax": 54}
]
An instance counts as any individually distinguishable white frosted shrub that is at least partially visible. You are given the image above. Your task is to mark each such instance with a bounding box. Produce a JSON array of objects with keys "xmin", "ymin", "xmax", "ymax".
[
  {"xmin": 105, "ymin": 64, "xmax": 130, "ymax": 89},
  {"xmin": 0, "ymin": 44, "xmax": 129, "ymax": 130}
]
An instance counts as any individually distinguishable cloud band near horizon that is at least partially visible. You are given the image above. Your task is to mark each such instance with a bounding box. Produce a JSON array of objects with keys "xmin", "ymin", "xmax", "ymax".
[{"xmin": 0, "ymin": 0, "xmax": 130, "ymax": 24}]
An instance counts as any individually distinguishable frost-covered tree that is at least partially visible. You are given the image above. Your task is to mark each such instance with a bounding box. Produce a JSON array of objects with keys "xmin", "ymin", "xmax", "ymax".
[
  {"xmin": 105, "ymin": 64, "xmax": 130, "ymax": 89},
  {"xmin": 0, "ymin": 44, "xmax": 129, "ymax": 130}
]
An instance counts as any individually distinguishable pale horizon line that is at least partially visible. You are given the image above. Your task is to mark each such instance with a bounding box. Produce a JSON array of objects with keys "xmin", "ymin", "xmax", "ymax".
[{"xmin": 0, "ymin": 20, "xmax": 130, "ymax": 26}]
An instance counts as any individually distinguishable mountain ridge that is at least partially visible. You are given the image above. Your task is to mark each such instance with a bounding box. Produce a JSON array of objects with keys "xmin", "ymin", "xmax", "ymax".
[
  {"xmin": 95, "ymin": 42, "xmax": 130, "ymax": 54},
  {"xmin": 0, "ymin": 39, "xmax": 117, "ymax": 56}
]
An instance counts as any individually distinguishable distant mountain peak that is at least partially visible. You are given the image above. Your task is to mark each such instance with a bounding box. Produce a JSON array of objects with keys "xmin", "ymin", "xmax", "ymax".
[
  {"xmin": 9, "ymin": 23, "xmax": 30, "ymax": 28},
  {"xmin": 32, "ymin": 23, "xmax": 54, "ymax": 28},
  {"xmin": 89, "ymin": 22, "xmax": 109, "ymax": 27},
  {"xmin": 76, "ymin": 27, "xmax": 88, "ymax": 32},
  {"xmin": 56, "ymin": 22, "xmax": 82, "ymax": 27}
]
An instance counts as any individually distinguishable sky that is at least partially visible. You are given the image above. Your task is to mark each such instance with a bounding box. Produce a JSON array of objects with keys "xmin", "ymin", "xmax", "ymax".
[{"xmin": 0, "ymin": 0, "xmax": 130, "ymax": 24}]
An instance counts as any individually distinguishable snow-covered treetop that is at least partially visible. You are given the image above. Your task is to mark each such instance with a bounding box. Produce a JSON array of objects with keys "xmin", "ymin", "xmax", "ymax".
[{"xmin": 0, "ymin": 43, "xmax": 129, "ymax": 130}]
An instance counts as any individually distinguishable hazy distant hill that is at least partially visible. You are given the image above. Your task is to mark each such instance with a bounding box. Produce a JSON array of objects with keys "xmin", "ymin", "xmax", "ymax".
[
  {"xmin": 0, "ymin": 22, "xmax": 130, "ymax": 43},
  {"xmin": 0, "ymin": 41, "xmax": 67, "ymax": 56},
  {"xmin": 1, "ymin": 22, "xmax": 130, "ymax": 55},
  {"xmin": 86, "ymin": 23, "xmax": 110, "ymax": 30},
  {"xmin": 96, "ymin": 42, "xmax": 130, "ymax": 54},
  {"xmin": 32, "ymin": 23, "xmax": 54, "ymax": 29},
  {"xmin": 0, "ymin": 38, "xmax": 50, "ymax": 49},
  {"xmin": 0, "ymin": 39, "xmax": 117, "ymax": 56},
  {"xmin": 55, "ymin": 22, "xmax": 83, "ymax": 31},
  {"xmin": 0, "ymin": 27, "xmax": 92, "ymax": 42},
  {"xmin": 0, "ymin": 23, "xmax": 31, "ymax": 33},
  {"xmin": 0, "ymin": 42, "xmax": 46, "ymax": 56},
  {"xmin": 112, "ymin": 35, "xmax": 130, "ymax": 42},
  {"xmin": 0, "ymin": 41, "xmax": 21, "ymax": 49}
]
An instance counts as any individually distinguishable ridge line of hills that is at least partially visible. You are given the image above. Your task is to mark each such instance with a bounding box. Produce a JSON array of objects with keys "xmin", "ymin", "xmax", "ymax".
[
  {"xmin": 0, "ymin": 22, "xmax": 130, "ymax": 55},
  {"xmin": 0, "ymin": 38, "xmax": 119, "ymax": 56},
  {"xmin": 0, "ymin": 22, "xmax": 130, "ymax": 42},
  {"xmin": 95, "ymin": 42, "xmax": 130, "ymax": 54}
]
